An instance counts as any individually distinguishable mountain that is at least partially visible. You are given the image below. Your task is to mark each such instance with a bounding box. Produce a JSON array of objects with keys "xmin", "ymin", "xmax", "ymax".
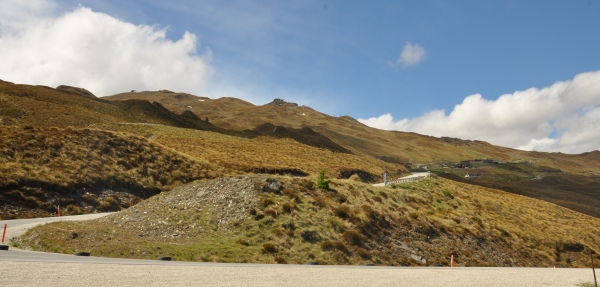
[
  {"xmin": 3, "ymin": 80, "xmax": 600, "ymax": 267},
  {"xmin": 106, "ymin": 90, "xmax": 600, "ymax": 218},
  {"xmin": 0, "ymin": 80, "xmax": 405, "ymax": 218}
]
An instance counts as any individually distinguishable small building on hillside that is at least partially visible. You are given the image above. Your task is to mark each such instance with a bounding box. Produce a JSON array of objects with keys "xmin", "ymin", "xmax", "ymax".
[{"xmin": 465, "ymin": 173, "xmax": 481, "ymax": 178}]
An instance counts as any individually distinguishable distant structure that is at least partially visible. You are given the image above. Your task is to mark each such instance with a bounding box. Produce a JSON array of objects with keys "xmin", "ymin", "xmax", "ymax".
[
  {"xmin": 465, "ymin": 173, "xmax": 481, "ymax": 178},
  {"xmin": 456, "ymin": 161, "xmax": 472, "ymax": 168}
]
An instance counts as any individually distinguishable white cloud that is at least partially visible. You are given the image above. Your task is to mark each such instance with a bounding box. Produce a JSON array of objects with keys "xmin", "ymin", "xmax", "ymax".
[
  {"xmin": 390, "ymin": 42, "xmax": 426, "ymax": 67},
  {"xmin": 0, "ymin": 1, "xmax": 212, "ymax": 96},
  {"xmin": 358, "ymin": 71, "xmax": 600, "ymax": 154}
]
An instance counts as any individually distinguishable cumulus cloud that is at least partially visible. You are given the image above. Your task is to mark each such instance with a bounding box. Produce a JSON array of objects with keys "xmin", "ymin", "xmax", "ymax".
[
  {"xmin": 0, "ymin": 1, "xmax": 212, "ymax": 96},
  {"xmin": 358, "ymin": 71, "xmax": 600, "ymax": 154},
  {"xmin": 390, "ymin": 42, "xmax": 426, "ymax": 67}
]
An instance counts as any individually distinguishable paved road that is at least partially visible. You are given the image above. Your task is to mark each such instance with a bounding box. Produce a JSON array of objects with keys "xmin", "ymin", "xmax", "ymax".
[
  {"xmin": 0, "ymin": 213, "xmax": 114, "ymax": 245},
  {"xmin": 1, "ymin": 214, "xmax": 597, "ymax": 286},
  {"xmin": 373, "ymin": 172, "xmax": 431, "ymax": 187}
]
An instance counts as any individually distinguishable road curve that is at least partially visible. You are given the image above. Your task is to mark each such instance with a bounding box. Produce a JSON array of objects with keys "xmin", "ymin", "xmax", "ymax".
[
  {"xmin": 0, "ymin": 213, "xmax": 114, "ymax": 245},
  {"xmin": 0, "ymin": 214, "xmax": 596, "ymax": 287}
]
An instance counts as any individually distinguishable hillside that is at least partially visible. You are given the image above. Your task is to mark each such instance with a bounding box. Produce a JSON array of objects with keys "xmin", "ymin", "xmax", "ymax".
[
  {"xmin": 4, "ymin": 79, "xmax": 600, "ymax": 268},
  {"xmin": 0, "ymin": 81, "xmax": 407, "ymax": 218},
  {"xmin": 0, "ymin": 125, "xmax": 213, "ymax": 219},
  {"xmin": 15, "ymin": 175, "xmax": 600, "ymax": 267},
  {"xmin": 106, "ymin": 90, "xmax": 600, "ymax": 218}
]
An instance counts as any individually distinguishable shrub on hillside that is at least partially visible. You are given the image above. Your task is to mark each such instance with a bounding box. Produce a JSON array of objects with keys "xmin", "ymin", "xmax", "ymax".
[
  {"xmin": 320, "ymin": 240, "xmax": 348, "ymax": 253},
  {"xmin": 65, "ymin": 205, "xmax": 82, "ymax": 215},
  {"xmin": 316, "ymin": 169, "xmax": 330, "ymax": 190},
  {"xmin": 81, "ymin": 194, "xmax": 100, "ymax": 207},
  {"xmin": 282, "ymin": 202, "xmax": 295, "ymax": 213},
  {"xmin": 96, "ymin": 196, "xmax": 121, "ymax": 212},
  {"xmin": 262, "ymin": 242, "xmax": 277, "ymax": 253},
  {"xmin": 342, "ymin": 230, "xmax": 365, "ymax": 246},
  {"xmin": 333, "ymin": 205, "xmax": 351, "ymax": 219},
  {"xmin": 300, "ymin": 230, "xmax": 321, "ymax": 242},
  {"xmin": 355, "ymin": 247, "xmax": 371, "ymax": 259}
]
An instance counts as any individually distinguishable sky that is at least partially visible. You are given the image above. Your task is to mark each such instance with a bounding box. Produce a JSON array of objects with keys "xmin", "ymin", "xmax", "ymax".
[{"xmin": 1, "ymin": 0, "xmax": 600, "ymax": 154}]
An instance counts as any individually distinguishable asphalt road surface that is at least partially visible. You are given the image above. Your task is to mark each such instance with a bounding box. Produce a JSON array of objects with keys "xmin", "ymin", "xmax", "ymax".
[
  {"xmin": 0, "ymin": 213, "xmax": 114, "ymax": 243},
  {"xmin": 0, "ymin": 214, "xmax": 596, "ymax": 287}
]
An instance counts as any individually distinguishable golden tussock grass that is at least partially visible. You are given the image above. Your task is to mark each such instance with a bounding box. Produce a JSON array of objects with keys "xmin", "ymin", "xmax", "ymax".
[
  {"xmin": 15, "ymin": 175, "xmax": 600, "ymax": 267},
  {"xmin": 97, "ymin": 122, "xmax": 406, "ymax": 180},
  {"xmin": 0, "ymin": 125, "xmax": 214, "ymax": 218}
]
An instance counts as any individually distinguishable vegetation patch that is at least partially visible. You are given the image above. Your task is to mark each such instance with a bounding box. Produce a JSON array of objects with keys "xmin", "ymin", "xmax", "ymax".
[{"xmin": 14, "ymin": 176, "xmax": 600, "ymax": 267}]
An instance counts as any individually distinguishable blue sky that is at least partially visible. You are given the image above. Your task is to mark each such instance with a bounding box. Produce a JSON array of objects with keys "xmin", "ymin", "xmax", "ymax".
[{"xmin": 1, "ymin": 0, "xmax": 600, "ymax": 153}]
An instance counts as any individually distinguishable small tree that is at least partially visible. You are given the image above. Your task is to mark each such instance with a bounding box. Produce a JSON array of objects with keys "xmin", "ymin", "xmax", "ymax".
[{"xmin": 316, "ymin": 169, "xmax": 330, "ymax": 189}]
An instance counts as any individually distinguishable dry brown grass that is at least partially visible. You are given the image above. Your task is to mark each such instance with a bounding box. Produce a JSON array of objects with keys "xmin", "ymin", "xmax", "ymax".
[
  {"xmin": 4, "ymin": 80, "xmax": 600, "ymax": 220},
  {"xmin": 0, "ymin": 125, "xmax": 213, "ymax": 218},
  {"xmin": 15, "ymin": 175, "xmax": 600, "ymax": 267},
  {"xmin": 103, "ymin": 87, "xmax": 600, "ymax": 219},
  {"xmin": 96, "ymin": 122, "xmax": 404, "ymax": 180}
]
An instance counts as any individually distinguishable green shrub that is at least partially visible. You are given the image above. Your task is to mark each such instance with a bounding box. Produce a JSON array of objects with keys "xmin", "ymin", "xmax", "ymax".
[{"xmin": 316, "ymin": 169, "xmax": 330, "ymax": 189}]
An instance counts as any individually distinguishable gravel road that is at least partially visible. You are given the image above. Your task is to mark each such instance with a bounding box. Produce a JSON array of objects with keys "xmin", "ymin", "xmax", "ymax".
[{"xmin": 0, "ymin": 261, "xmax": 594, "ymax": 287}]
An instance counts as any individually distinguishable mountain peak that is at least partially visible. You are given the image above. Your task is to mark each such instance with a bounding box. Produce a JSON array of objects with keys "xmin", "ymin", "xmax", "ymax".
[{"xmin": 267, "ymin": 98, "xmax": 298, "ymax": 107}]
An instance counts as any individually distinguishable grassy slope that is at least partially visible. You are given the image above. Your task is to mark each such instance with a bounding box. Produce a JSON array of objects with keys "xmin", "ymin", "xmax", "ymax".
[
  {"xmin": 105, "ymin": 92, "xmax": 600, "ymax": 218},
  {"xmin": 3, "ymin": 81, "xmax": 599, "ymax": 219},
  {"xmin": 96, "ymin": 122, "xmax": 405, "ymax": 179},
  {"xmin": 0, "ymin": 125, "xmax": 213, "ymax": 218},
  {"xmin": 16, "ymin": 175, "xmax": 600, "ymax": 267},
  {"xmin": 5, "ymin": 82, "xmax": 600, "ymax": 267},
  {"xmin": 0, "ymin": 81, "xmax": 406, "ymax": 218},
  {"xmin": 104, "ymin": 91, "xmax": 600, "ymax": 171}
]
